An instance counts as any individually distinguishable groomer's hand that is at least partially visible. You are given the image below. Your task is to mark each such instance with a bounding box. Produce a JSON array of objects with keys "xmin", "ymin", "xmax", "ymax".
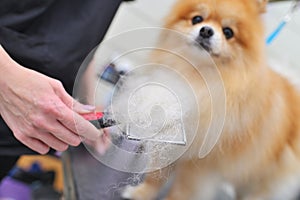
[{"xmin": 0, "ymin": 46, "xmax": 101, "ymax": 154}]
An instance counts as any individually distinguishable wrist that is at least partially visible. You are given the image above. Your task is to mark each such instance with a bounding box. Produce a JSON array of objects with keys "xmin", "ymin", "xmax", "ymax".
[
  {"xmin": 0, "ymin": 46, "xmax": 23, "ymax": 90},
  {"xmin": 0, "ymin": 45, "xmax": 20, "ymax": 73}
]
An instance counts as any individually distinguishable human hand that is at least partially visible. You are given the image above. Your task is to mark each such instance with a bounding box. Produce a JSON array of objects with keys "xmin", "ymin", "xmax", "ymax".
[{"xmin": 0, "ymin": 60, "xmax": 101, "ymax": 154}]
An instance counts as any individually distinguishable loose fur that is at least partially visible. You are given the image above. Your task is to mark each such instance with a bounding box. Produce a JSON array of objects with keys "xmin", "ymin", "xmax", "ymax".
[{"xmin": 122, "ymin": 0, "xmax": 300, "ymax": 199}]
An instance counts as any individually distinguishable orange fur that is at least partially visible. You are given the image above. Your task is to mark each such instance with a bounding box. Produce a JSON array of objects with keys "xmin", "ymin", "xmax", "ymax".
[{"xmin": 122, "ymin": 0, "xmax": 300, "ymax": 199}]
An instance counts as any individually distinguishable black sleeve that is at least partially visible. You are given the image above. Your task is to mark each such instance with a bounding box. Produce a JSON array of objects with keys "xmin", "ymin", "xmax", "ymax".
[{"xmin": 0, "ymin": 0, "xmax": 124, "ymax": 156}]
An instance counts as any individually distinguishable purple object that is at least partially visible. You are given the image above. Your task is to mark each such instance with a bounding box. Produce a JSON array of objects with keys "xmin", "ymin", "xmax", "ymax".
[{"xmin": 0, "ymin": 177, "xmax": 31, "ymax": 200}]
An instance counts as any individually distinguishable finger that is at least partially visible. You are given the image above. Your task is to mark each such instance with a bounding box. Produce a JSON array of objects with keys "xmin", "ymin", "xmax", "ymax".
[
  {"xmin": 29, "ymin": 104, "xmax": 82, "ymax": 146},
  {"xmin": 51, "ymin": 80, "xmax": 95, "ymax": 113},
  {"xmin": 70, "ymin": 112, "xmax": 102, "ymax": 140},
  {"xmin": 8, "ymin": 118, "xmax": 49, "ymax": 154},
  {"xmin": 50, "ymin": 97, "xmax": 101, "ymax": 141},
  {"xmin": 19, "ymin": 135, "xmax": 49, "ymax": 154},
  {"xmin": 33, "ymin": 129, "xmax": 70, "ymax": 152},
  {"xmin": 95, "ymin": 130, "xmax": 111, "ymax": 155},
  {"xmin": 48, "ymin": 120, "xmax": 81, "ymax": 146},
  {"xmin": 73, "ymin": 101, "xmax": 96, "ymax": 114}
]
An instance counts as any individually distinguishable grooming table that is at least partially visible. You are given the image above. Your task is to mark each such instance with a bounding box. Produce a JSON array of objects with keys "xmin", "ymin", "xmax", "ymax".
[{"xmin": 62, "ymin": 145, "xmax": 137, "ymax": 200}]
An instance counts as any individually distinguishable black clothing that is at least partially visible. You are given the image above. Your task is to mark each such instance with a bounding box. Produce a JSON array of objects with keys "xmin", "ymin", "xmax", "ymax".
[{"xmin": 0, "ymin": 0, "xmax": 123, "ymax": 156}]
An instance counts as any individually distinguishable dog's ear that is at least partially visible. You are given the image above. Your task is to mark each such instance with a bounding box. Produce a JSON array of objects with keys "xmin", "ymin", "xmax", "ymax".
[{"xmin": 256, "ymin": 0, "xmax": 268, "ymax": 13}]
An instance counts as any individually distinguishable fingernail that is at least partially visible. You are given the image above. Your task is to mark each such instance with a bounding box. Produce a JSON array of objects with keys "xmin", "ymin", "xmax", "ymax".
[{"xmin": 82, "ymin": 104, "xmax": 96, "ymax": 111}]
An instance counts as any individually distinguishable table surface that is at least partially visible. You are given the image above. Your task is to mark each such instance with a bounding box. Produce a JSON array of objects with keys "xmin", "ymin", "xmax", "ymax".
[{"xmin": 63, "ymin": 145, "xmax": 138, "ymax": 200}]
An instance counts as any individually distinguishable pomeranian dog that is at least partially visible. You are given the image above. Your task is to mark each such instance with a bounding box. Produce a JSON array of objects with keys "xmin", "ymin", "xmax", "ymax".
[{"xmin": 121, "ymin": 0, "xmax": 300, "ymax": 199}]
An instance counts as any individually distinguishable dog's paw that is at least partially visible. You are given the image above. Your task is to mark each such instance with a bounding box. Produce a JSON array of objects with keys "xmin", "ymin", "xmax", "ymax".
[{"xmin": 121, "ymin": 184, "xmax": 158, "ymax": 200}]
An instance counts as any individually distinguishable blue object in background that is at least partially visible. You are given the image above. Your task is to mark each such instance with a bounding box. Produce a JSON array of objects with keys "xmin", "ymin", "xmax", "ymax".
[
  {"xmin": 266, "ymin": 0, "xmax": 299, "ymax": 45},
  {"xmin": 266, "ymin": 20, "xmax": 288, "ymax": 45}
]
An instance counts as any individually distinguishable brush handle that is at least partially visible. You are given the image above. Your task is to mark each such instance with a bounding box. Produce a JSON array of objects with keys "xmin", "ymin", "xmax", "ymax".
[
  {"xmin": 81, "ymin": 112, "xmax": 104, "ymax": 120},
  {"xmin": 81, "ymin": 112, "xmax": 117, "ymax": 129}
]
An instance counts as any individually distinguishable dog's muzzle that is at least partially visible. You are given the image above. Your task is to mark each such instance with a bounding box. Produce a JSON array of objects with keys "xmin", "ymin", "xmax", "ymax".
[{"xmin": 196, "ymin": 26, "xmax": 214, "ymax": 52}]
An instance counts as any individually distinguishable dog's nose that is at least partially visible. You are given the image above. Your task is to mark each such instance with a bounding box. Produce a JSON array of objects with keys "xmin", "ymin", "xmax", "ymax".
[{"xmin": 199, "ymin": 26, "xmax": 214, "ymax": 39}]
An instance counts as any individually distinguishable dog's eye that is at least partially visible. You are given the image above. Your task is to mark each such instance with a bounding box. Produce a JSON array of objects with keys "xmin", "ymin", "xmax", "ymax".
[
  {"xmin": 223, "ymin": 27, "xmax": 234, "ymax": 39},
  {"xmin": 192, "ymin": 16, "xmax": 203, "ymax": 25}
]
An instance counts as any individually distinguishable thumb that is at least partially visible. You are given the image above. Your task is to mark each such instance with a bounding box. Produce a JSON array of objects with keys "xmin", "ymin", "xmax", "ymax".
[
  {"xmin": 73, "ymin": 102, "xmax": 96, "ymax": 114},
  {"xmin": 51, "ymin": 79, "xmax": 95, "ymax": 113}
]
